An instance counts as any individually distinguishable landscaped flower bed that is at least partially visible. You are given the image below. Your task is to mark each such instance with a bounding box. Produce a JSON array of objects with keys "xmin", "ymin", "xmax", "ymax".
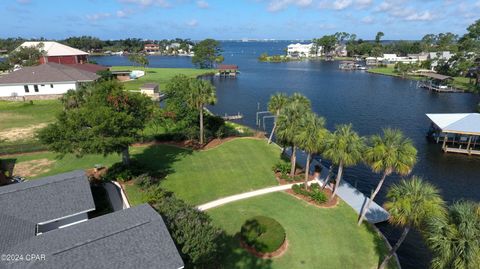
[
  {"xmin": 287, "ymin": 183, "xmax": 338, "ymax": 208},
  {"xmin": 240, "ymin": 216, "xmax": 287, "ymax": 258},
  {"xmin": 272, "ymin": 162, "xmax": 305, "ymax": 184}
]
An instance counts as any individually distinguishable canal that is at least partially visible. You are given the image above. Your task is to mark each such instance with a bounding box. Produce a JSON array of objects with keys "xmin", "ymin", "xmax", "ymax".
[{"xmin": 92, "ymin": 41, "xmax": 480, "ymax": 269}]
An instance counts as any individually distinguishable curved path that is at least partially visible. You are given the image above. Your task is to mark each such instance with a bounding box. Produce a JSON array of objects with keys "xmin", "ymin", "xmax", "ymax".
[{"xmin": 197, "ymin": 180, "xmax": 316, "ymax": 211}]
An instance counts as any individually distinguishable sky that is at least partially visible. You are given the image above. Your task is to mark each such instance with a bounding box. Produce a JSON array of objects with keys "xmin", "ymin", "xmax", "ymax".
[{"xmin": 1, "ymin": 0, "xmax": 479, "ymax": 40}]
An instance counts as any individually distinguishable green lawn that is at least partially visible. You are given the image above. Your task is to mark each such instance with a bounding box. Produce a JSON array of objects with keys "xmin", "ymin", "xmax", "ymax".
[
  {"xmin": 7, "ymin": 138, "xmax": 282, "ymax": 205},
  {"xmin": 0, "ymin": 100, "xmax": 61, "ymax": 130},
  {"xmin": 110, "ymin": 66, "xmax": 215, "ymax": 91},
  {"xmin": 208, "ymin": 192, "xmax": 397, "ymax": 269},
  {"xmin": 127, "ymin": 138, "xmax": 281, "ymax": 205}
]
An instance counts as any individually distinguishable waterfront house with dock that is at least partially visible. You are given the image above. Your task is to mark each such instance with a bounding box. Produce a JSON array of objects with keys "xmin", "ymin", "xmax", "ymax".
[
  {"xmin": 427, "ymin": 113, "xmax": 480, "ymax": 156},
  {"xmin": 417, "ymin": 73, "xmax": 463, "ymax": 92},
  {"xmin": 217, "ymin": 64, "xmax": 238, "ymax": 77}
]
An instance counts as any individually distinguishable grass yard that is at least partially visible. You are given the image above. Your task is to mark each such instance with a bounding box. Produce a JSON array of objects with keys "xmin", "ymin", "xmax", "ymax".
[
  {"xmin": 128, "ymin": 138, "xmax": 281, "ymax": 205},
  {"xmin": 0, "ymin": 100, "xmax": 61, "ymax": 131},
  {"xmin": 6, "ymin": 138, "xmax": 282, "ymax": 205},
  {"xmin": 208, "ymin": 192, "xmax": 397, "ymax": 269},
  {"xmin": 110, "ymin": 66, "xmax": 215, "ymax": 91}
]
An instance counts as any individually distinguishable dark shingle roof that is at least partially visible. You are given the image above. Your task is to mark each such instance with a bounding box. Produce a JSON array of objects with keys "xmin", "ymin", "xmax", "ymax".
[
  {"xmin": 0, "ymin": 170, "xmax": 95, "ymax": 252},
  {"xmin": 6, "ymin": 204, "xmax": 184, "ymax": 269},
  {"xmin": 0, "ymin": 63, "xmax": 99, "ymax": 85}
]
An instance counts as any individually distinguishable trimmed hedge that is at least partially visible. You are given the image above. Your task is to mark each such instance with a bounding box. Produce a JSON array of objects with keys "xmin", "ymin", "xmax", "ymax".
[{"xmin": 240, "ymin": 216, "xmax": 286, "ymax": 253}]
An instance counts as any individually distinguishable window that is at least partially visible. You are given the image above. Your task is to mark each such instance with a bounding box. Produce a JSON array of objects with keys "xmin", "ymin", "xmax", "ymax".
[
  {"xmin": 50, "ymin": 84, "xmax": 54, "ymax": 88},
  {"xmin": 41, "ymin": 84, "xmax": 45, "ymax": 86},
  {"xmin": 24, "ymin": 85, "xmax": 29, "ymax": 93},
  {"xmin": 34, "ymin": 85, "xmax": 39, "ymax": 92}
]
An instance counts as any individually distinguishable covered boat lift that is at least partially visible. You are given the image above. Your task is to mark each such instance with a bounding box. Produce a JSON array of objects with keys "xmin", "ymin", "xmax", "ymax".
[{"xmin": 426, "ymin": 113, "xmax": 480, "ymax": 156}]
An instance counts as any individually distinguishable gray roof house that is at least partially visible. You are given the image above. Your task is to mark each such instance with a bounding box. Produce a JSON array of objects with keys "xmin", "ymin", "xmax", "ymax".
[
  {"xmin": 0, "ymin": 63, "xmax": 99, "ymax": 99},
  {"xmin": 0, "ymin": 63, "xmax": 99, "ymax": 85},
  {"xmin": 0, "ymin": 171, "xmax": 184, "ymax": 269}
]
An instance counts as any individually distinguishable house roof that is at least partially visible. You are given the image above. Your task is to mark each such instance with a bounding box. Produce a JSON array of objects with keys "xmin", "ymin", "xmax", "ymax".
[
  {"xmin": 67, "ymin": 63, "xmax": 108, "ymax": 73},
  {"xmin": 218, "ymin": 64, "xmax": 238, "ymax": 70},
  {"xmin": 426, "ymin": 113, "xmax": 480, "ymax": 135},
  {"xmin": 140, "ymin": 83, "xmax": 159, "ymax": 90},
  {"xmin": 6, "ymin": 204, "xmax": 184, "ymax": 269},
  {"xmin": 0, "ymin": 170, "xmax": 95, "ymax": 252},
  {"xmin": 420, "ymin": 73, "xmax": 452, "ymax": 81},
  {"xmin": 0, "ymin": 62, "xmax": 99, "ymax": 85},
  {"xmin": 19, "ymin": 41, "xmax": 89, "ymax": 56}
]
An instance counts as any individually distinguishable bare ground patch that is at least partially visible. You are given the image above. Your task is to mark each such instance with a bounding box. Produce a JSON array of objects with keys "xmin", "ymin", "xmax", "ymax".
[
  {"xmin": 0, "ymin": 123, "xmax": 48, "ymax": 142},
  {"xmin": 13, "ymin": 158, "xmax": 55, "ymax": 177}
]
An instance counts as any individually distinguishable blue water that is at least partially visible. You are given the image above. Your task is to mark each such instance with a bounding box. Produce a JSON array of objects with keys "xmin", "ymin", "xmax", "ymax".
[{"xmin": 91, "ymin": 41, "xmax": 480, "ymax": 269}]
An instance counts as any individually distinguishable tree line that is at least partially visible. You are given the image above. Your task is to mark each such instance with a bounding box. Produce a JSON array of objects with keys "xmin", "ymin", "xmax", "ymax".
[{"xmin": 268, "ymin": 92, "xmax": 479, "ymax": 268}]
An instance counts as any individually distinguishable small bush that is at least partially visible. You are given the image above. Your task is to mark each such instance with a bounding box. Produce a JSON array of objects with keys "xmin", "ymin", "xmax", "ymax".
[
  {"xmin": 134, "ymin": 173, "xmax": 159, "ymax": 188},
  {"xmin": 291, "ymin": 183, "xmax": 327, "ymax": 204},
  {"xmin": 102, "ymin": 161, "xmax": 144, "ymax": 182},
  {"xmin": 272, "ymin": 162, "xmax": 290, "ymax": 174},
  {"xmin": 240, "ymin": 216, "xmax": 286, "ymax": 253},
  {"xmin": 310, "ymin": 189, "xmax": 327, "ymax": 204}
]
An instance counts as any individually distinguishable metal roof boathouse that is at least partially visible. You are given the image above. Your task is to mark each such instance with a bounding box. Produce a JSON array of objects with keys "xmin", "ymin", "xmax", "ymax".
[{"xmin": 426, "ymin": 113, "xmax": 480, "ymax": 156}]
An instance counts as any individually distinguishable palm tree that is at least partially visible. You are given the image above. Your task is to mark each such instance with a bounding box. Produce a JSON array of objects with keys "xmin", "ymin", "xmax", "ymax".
[
  {"xmin": 276, "ymin": 93, "xmax": 311, "ymax": 177},
  {"xmin": 425, "ymin": 201, "xmax": 480, "ymax": 269},
  {"xmin": 267, "ymin": 93, "xmax": 288, "ymax": 144},
  {"xmin": 187, "ymin": 79, "xmax": 217, "ymax": 145},
  {"xmin": 357, "ymin": 128, "xmax": 417, "ymax": 225},
  {"xmin": 323, "ymin": 124, "xmax": 364, "ymax": 199},
  {"xmin": 379, "ymin": 176, "xmax": 445, "ymax": 269},
  {"xmin": 296, "ymin": 112, "xmax": 327, "ymax": 187}
]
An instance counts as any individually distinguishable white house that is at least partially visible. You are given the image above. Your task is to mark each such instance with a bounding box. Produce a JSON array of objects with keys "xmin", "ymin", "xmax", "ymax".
[
  {"xmin": 0, "ymin": 62, "xmax": 98, "ymax": 99},
  {"xmin": 287, "ymin": 43, "xmax": 317, "ymax": 58},
  {"xmin": 429, "ymin": 51, "xmax": 454, "ymax": 69}
]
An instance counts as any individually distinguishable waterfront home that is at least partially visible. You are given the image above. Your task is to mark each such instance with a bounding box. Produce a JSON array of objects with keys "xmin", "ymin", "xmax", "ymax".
[
  {"xmin": 287, "ymin": 43, "xmax": 316, "ymax": 58},
  {"xmin": 18, "ymin": 41, "xmax": 89, "ymax": 65},
  {"xmin": 335, "ymin": 44, "xmax": 348, "ymax": 57},
  {"xmin": 0, "ymin": 62, "xmax": 99, "ymax": 100},
  {"xmin": 144, "ymin": 43, "xmax": 160, "ymax": 54},
  {"xmin": 429, "ymin": 51, "xmax": 454, "ymax": 70},
  {"xmin": 0, "ymin": 170, "xmax": 184, "ymax": 269},
  {"xmin": 426, "ymin": 113, "xmax": 480, "ymax": 156}
]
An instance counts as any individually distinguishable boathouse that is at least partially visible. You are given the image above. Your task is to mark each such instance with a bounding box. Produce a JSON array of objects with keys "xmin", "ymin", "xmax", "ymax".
[
  {"xmin": 217, "ymin": 64, "xmax": 238, "ymax": 77},
  {"xmin": 426, "ymin": 113, "xmax": 480, "ymax": 156},
  {"xmin": 418, "ymin": 73, "xmax": 462, "ymax": 92}
]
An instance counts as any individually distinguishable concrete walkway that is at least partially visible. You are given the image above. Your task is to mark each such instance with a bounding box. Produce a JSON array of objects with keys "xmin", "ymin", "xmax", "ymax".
[{"xmin": 197, "ymin": 180, "xmax": 316, "ymax": 211}]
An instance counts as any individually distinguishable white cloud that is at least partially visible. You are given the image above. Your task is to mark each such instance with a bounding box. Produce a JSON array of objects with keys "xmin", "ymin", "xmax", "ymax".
[
  {"xmin": 196, "ymin": 0, "xmax": 209, "ymax": 9},
  {"xmin": 86, "ymin": 12, "xmax": 111, "ymax": 21},
  {"xmin": 186, "ymin": 19, "xmax": 198, "ymax": 27},
  {"xmin": 355, "ymin": 0, "xmax": 372, "ymax": 8},
  {"xmin": 332, "ymin": 0, "xmax": 352, "ymax": 10},
  {"xmin": 267, "ymin": 0, "xmax": 313, "ymax": 12},
  {"xmin": 118, "ymin": 0, "xmax": 171, "ymax": 8},
  {"xmin": 405, "ymin": 11, "xmax": 434, "ymax": 21},
  {"xmin": 361, "ymin": 16, "xmax": 374, "ymax": 24},
  {"xmin": 116, "ymin": 9, "xmax": 134, "ymax": 18}
]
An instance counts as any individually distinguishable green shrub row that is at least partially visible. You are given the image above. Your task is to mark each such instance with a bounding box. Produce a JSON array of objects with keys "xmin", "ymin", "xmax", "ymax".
[
  {"xmin": 148, "ymin": 187, "xmax": 223, "ymax": 268},
  {"xmin": 291, "ymin": 183, "xmax": 327, "ymax": 204}
]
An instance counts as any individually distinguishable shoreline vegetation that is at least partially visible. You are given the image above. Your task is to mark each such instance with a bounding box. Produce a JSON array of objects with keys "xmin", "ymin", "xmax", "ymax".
[
  {"xmin": 258, "ymin": 53, "xmax": 354, "ymax": 63},
  {"xmin": 367, "ymin": 66, "xmax": 477, "ymax": 92}
]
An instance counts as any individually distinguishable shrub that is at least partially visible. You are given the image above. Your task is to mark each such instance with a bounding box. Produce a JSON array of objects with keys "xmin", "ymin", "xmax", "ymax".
[
  {"xmin": 148, "ymin": 187, "xmax": 223, "ymax": 268},
  {"xmin": 240, "ymin": 216, "xmax": 286, "ymax": 253},
  {"xmin": 291, "ymin": 183, "xmax": 327, "ymax": 204},
  {"xmin": 134, "ymin": 173, "xmax": 159, "ymax": 188},
  {"xmin": 310, "ymin": 189, "xmax": 327, "ymax": 204},
  {"xmin": 102, "ymin": 161, "xmax": 144, "ymax": 182},
  {"xmin": 272, "ymin": 162, "xmax": 290, "ymax": 174}
]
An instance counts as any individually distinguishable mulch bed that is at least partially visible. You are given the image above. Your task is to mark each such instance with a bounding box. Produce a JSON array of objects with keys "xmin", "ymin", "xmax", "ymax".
[
  {"xmin": 285, "ymin": 187, "xmax": 339, "ymax": 208},
  {"xmin": 274, "ymin": 171, "xmax": 309, "ymax": 185},
  {"xmin": 240, "ymin": 238, "xmax": 288, "ymax": 259}
]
